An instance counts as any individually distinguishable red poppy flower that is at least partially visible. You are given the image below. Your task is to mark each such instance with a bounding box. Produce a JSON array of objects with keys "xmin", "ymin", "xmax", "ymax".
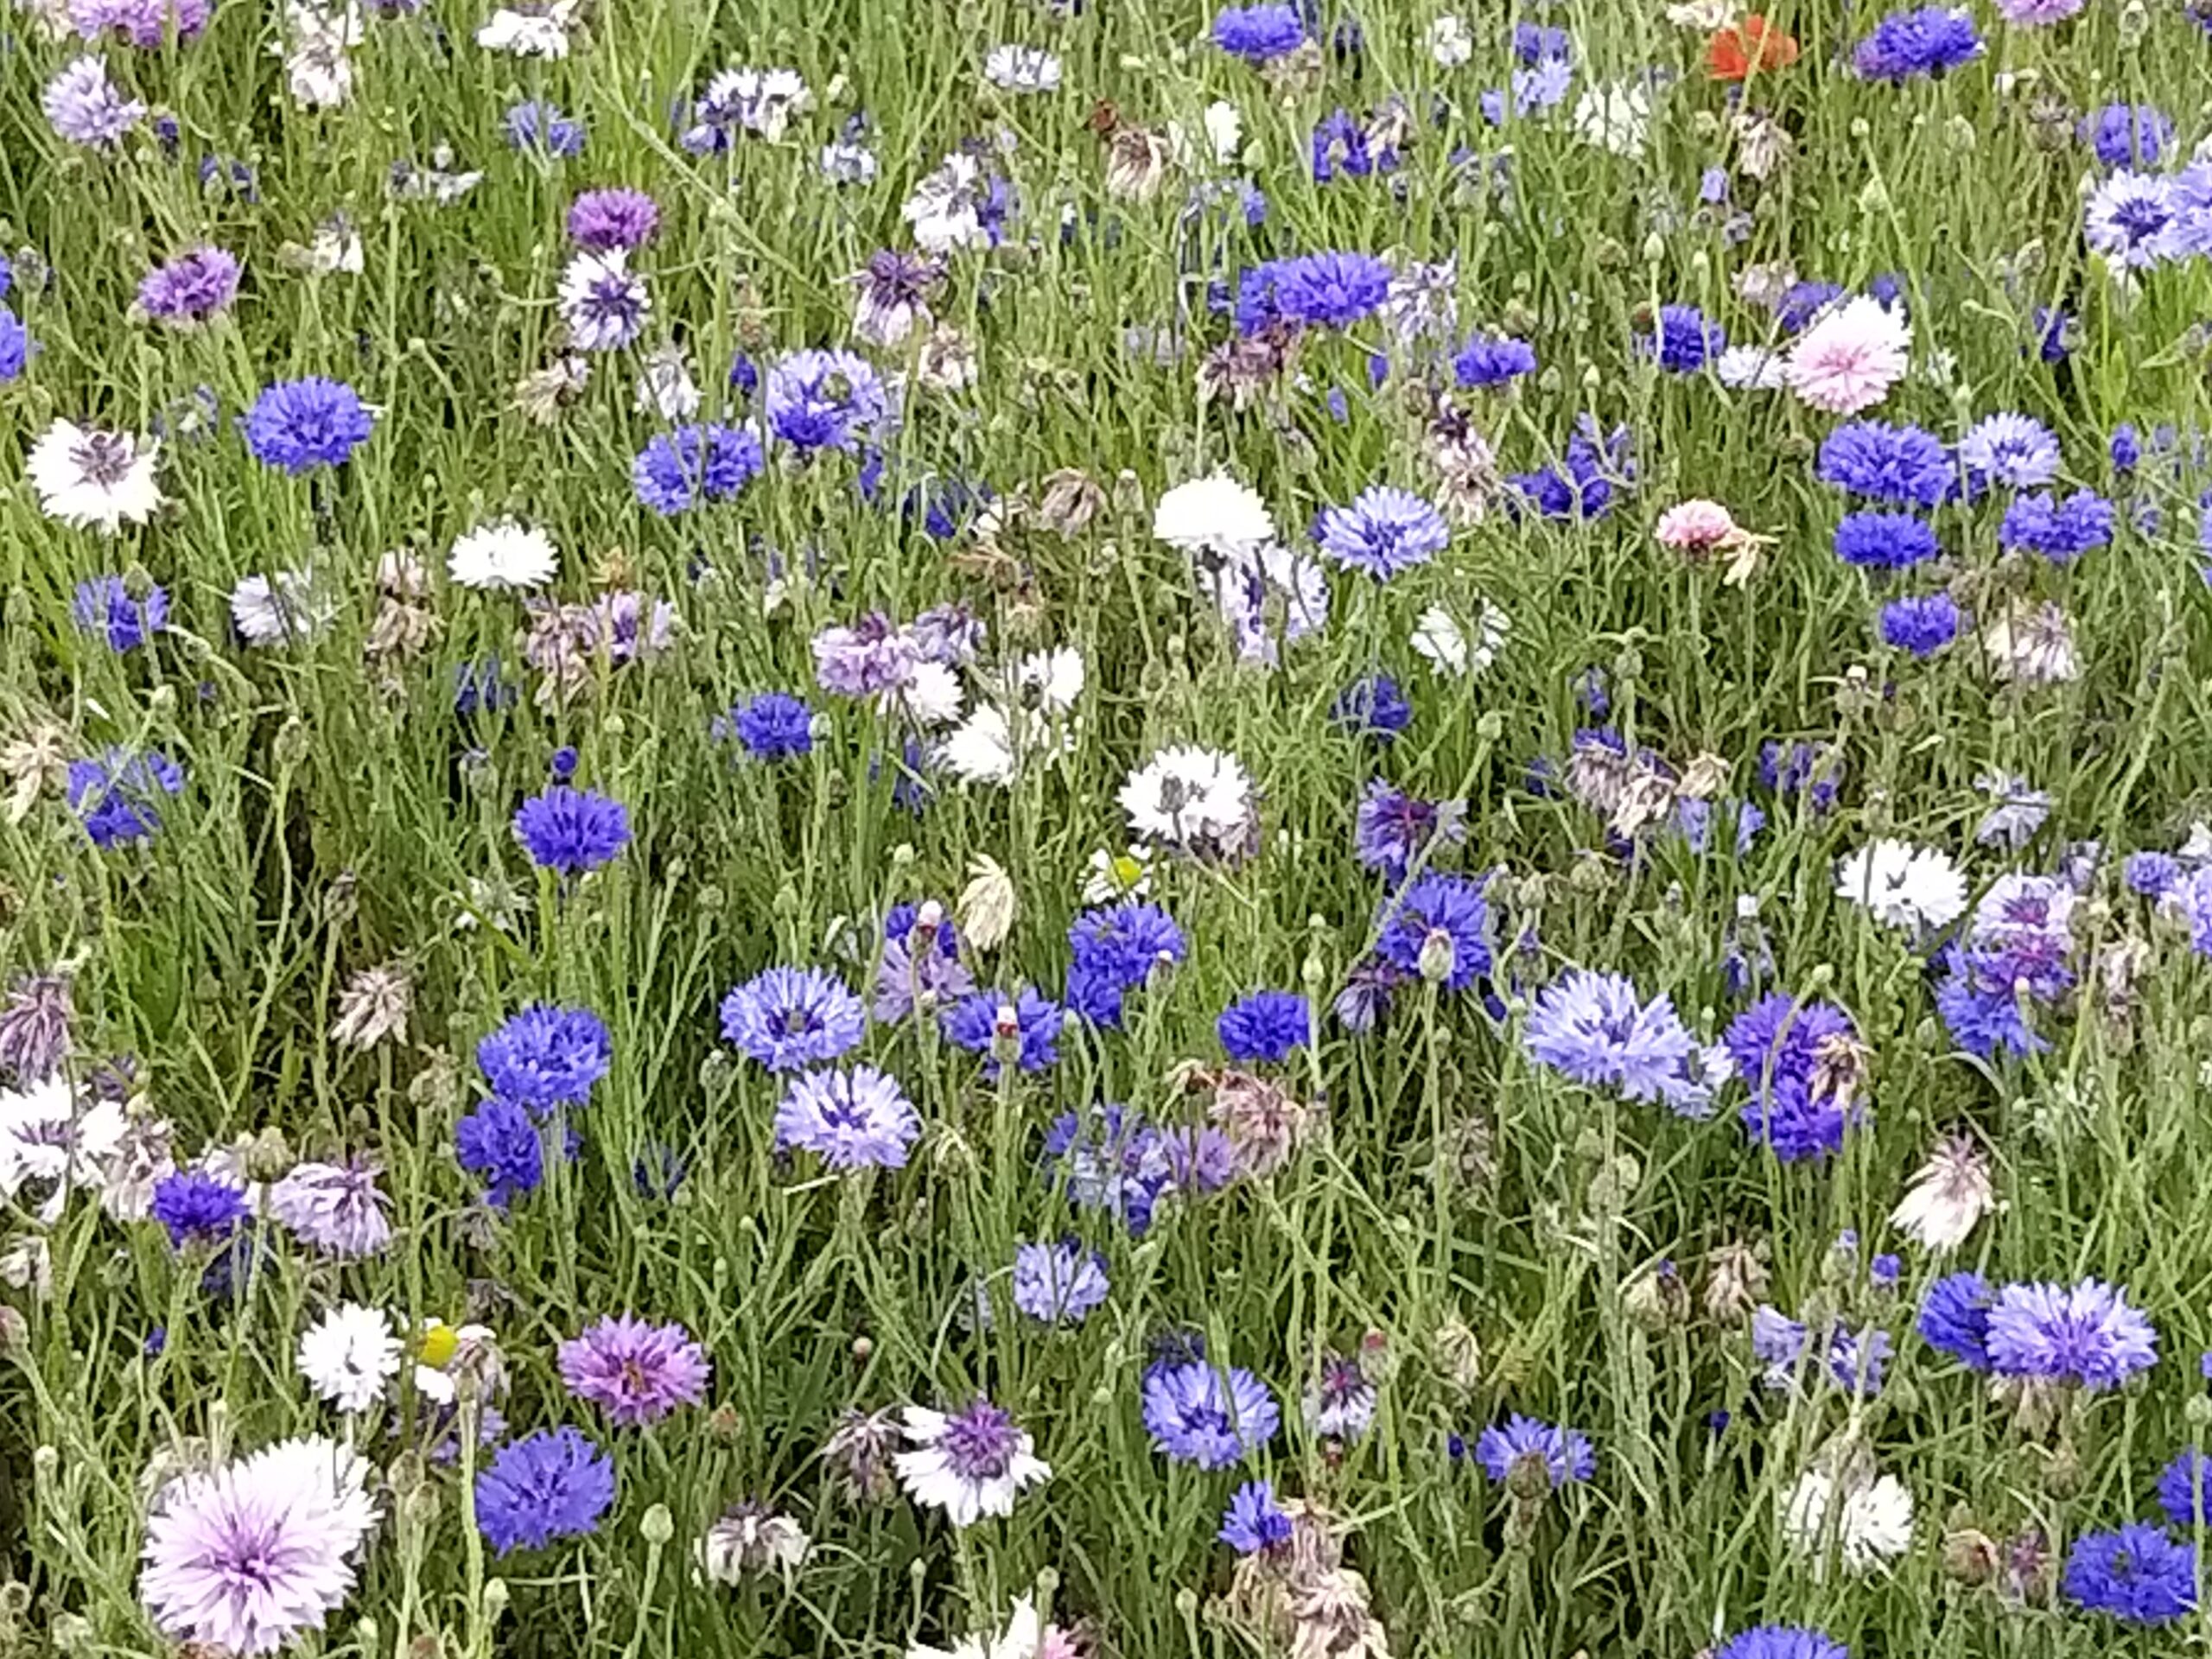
[{"xmin": 1707, "ymin": 14, "xmax": 1800, "ymax": 79}]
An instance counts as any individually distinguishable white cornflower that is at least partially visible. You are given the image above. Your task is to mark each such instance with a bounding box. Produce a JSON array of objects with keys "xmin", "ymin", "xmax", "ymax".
[
  {"xmin": 447, "ymin": 519, "xmax": 559, "ymax": 592},
  {"xmin": 1203, "ymin": 100, "xmax": 1243, "ymax": 164},
  {"xmin": 1715, "ymin": 346, "xmax": 1790, "ymax": 390},
  {"xmin": 305, "ymin": 214, "xmax": 365, "ymax": 275},
  {"xmin": 1782, "ymin": 1466, "xmax": 1914, "ymax": 1575},
  {"xmin": 329, "ymin": 963, "xmax": 412, "ymax": 1049},
  {"xmin": 1010, "ymin": 646, "xmax": 1084, "ymax": 715},
  {"xmin": 1118, "ymin": 745, "xmax": 1258, "ymax": 857},
  {"xmin": 0, "ymin": 1076, "xmax": 129, "ymax": 1226},
  {"xmin": 1427, "ymin": 14, "xmax": 1473, "ymax": 66},
  {"xmin": 1410, "ymin": 600, "xmax": 1508, "ymax": 677},
  {"xmin": 282, "ymin": 2, "xmax": 360, "ymax": 109},
  {"xmin": 230, "ymin": 570, "xmax": 334, "ymax": 646},
  {"xmin": 907, "ymin": 1596, "xmax": 1044, "ymax": 1659},
  {"xmin": 1570, "ymin": 81, "xmax": 1652, "ymax": 158},
  {"xmin": 1983, "ymin": 599, "xmax": 2079, "ymax": 686},
  {"xmin": 633, "ymin": 341, "xmax": 701, "ymax": 422},
  {"xmin": 893, "ymin": 1402, "xmax": 1049, "ymax": 1528},
  {"xmin": 982, "ymin": 43, "xmax": 1060, "ymax": 92},
  {"xmin": 1152, "ymin": 472, "xmax": 1276, "ymax": 557},
  {"xmin": 938, "ymin": 706, "xmax": 1020, "ymax": 787},
  {"xmin": 1890, "ymin": 1134, "xmax": 1994, "ymax": 1252},
  {"xmin": 902, "ymin": 152, "xmax": 994, "ymax": 254},
  {"xmin": 957, "ymin": 855, "xmax": 1018, "ymax": 952},
  {"xmin": 698, "ymin": 1501, "xmax": 810, "ymax": 1583},
  {"xmin": 296, "ymin": 1304, "xmax": 402, "ymax": 1414},
  {"xmin": 1081, "ymin": 846, "xmax": 1155, "ymax": 904},
  {"xmin": 474, "ymin": 0, "xmax": 574, "ymax": 57},
  {"xmin": 25, "ymin": 419, "xmax": 164, "ymax": 534},
  {"xmin": 1834, "ymin": 839, "xmax": 1967, "ymax": 932}
]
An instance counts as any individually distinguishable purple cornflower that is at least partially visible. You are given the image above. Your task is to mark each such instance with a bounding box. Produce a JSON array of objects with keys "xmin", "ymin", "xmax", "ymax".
[
  {"xmin": 1331, "ymin": 675, "xmax": 1412, "ymax": 741},
  {"xmin": 764, "ymin": 348, "xmax": 891, "ymax": 454},
  {"xmin": 1242, "ymin": 251, "xmax": 1394, "ymax": 332},
  {"xmin": 1644, "ymin": 303, "xmax": 1724, "ymax": 373},
  {"xmin": 1010, "ymin": 1238, "xmax": 1110, "ymax": 1325},
  {"xmin": 849, "ymin": 249, "xmax": 943, "ymax": 348},
  {"xmin": 632, "ymin": 422, "xmax": 763, "ymax": 514},
  {"xmin": 1354, "ymin": 780, "xmax": 1467, "ymax": 880},
  {"xmin": 1217, "ymin": 991, "xmax": 1310, "ymax": 1064},
  {"xmin": 474, "ymin": 1427, "xmax": 616, "ymax": 1554},
  {"xmin": 557, "ymin": 250, "xmax": 651, "ymax": 351},
  {"xmin": 874, "ymin": 906, "xmax": 975, "ymax": 1025},
  {"xmin": 1853, "ymin": 7, "xmax": 1984, "ymax": 79},
  {"xmin": 1935, "ymin": 948, "xmax": 2046, "ymax": 1059},
  {"xmin": 1523, "ymin": 969, "xmax": 1723, "ymax": 1117},
  {"xmin": 69, "ymin": 748, "xmax": 184, "ymax": 848},
  {"xmin": 1452, "ymin": 334, "xmax": 1537, "ymax": 388},
  {"xmin": 1753, "ymin": 1306, "xmax": 1891, "ymax": 1394},
  {"xmin": 1879, "ymin": 594, "xmax": 1961, "ymax": 656},
  {"xmin": 0, "ymin": 973, "xmax": 73, "ymax": 1083},
  {"xmin": 1303, "ymin": 1354, "xmax": 1377, "ymax": 1440},
  {"xmin": 1834, "ymin": 511, "xmax": 1939, "ymax": 569},
  {"xmin": 1959, "ymin": 410, "xmax": 2061, "ymax": 489},
  {"xmin": 1142, "ymin": 1361, "xmax": 1281, "ymax": 1468},
  {"xmin": 1723, "ymin": 993, "xmax": 1862, "ymax": 1162},
  {"xmin": 1219, "ymin": 1479, "xmax": 1293, "ymax": 1554},
  {"xmin": 1815, "ymin": 421, "xmax": 1956, "ymax": 507},
  {"xmin": 1510, "ymin": 419, "xmax": 1633, "ymax": 520},
  {"xmin": 244, "ymin": 378, "xmax": 372, "ymax": 474},
  {"xmin": 1776, "ymin": 282, "xmax": 1847, "ymax": 335},
  {"xmin": 1211, "ymin": 2, "xmax": 1305, "ymax": 62},
  {"xmin": 558, "ymin": 1315, "xmax": 710, "ymax": 1425},
  {"xmin": 719, "ymin": 966, "xmax": 866, "ymax": 1073},
  {"xmin": 149, "ymin": 1169, "xmax": 247, "ymax": 1248},
  {"xmin": 505, "ymin": 98, "xmax": 586, "ymax": 156},
  {"xmin": 942, "ymin": 987, "xmax": 1065, "ymax": 1075},
  {"xmin": 1985, "ymin": 1279, "xmax": 2158, "ymax": 1389},
  {"xmin": 1999, "ymin": 489, "xmax": 2113, "ymax": 563},
  {"xmin": 773, "ymin": 1065, "xmax": 920, "ymax": 1168},
  {"xmin": 1314, "ymin": 485, "xmax": 1449, "ymax": 580},
  {"xmin": 1472, "ymin": 1413, "xmax": 1595, "ymax": 1489},
  {"xmin": 1374, "ymin": 871, "xmax": 1491, "ymax": 990},
  {"xmin": 73, "ymin": 575, "xmax": 168, "ymax": 652},
  {"xmin": 1310, "ymin": 109, "xmax": 1387, "ymax": 183},
  {"xmin": 566, "ymin": 187, "xmax": 659, "ymax": 250},
  {"xmin": 455, "ymin": 1098, "xmax": 543, "ymax": 1206},
  {"xmin": 513, "ymin": 785, "xmax": 630, "ymax": 874},
  {"xmin": 137, "ymin": 247, "xmax": 240, "ymax": 327},
  {"xmin": 70, "ymin": 0, "xmax": 208, "ymax": 47},
  {"xmin": 477, "ymin": 1004, "xmax": 612, "ymax": 1114},
  {"xmin": 1757, "ymin": 741, "xmax": 1845, "ymax": 810},
  {"xmin": 266, "ymin": 1157, "xmax": 391, "ymax": 1258},
  {"xmin": 0, "ymin": 308, "xmax": 25, "ymax": 382},
  {"xmin": 2064, "ymin": 1525, "xmax": 2196, "ymax": 1625},
  {"xmin": 718, "ymin": 691, "xmax": 812, "ymax": 760},
  {"xmin": 2124, "ymin": 851, "xmax": 2180, "ymax": 898},
  {"xmin": 1917, "ymin": 1270, "xmax": 1994, "ymax": 1369},
  {"xmin": 43, "ymin": 55, "xmax": 145, "ymax": 149}
]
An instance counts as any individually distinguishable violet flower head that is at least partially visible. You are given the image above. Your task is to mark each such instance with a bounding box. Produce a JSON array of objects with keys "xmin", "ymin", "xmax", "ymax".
[
  {"xmin": 1314, "ymin": 485, "xmax": 1448, "ymax": 580},
  {"xmin": 1985, "ymin": 1279, "xmax": 2158, "ymax": 1389},
  {"xmin": 773, "ymin": 1065, "xmax": 920, "ymax": 1168},
  {"xmin": 1142, "ymin": 1360, "xmax": 1281, "ymax": 1468},
  {"xmin": 1010, "ymin": 1237, "xmax": 1111, "ymax": 1325},
  {"xmin": 137, "ymin": 247, "xmax": 240, "ymax": 327},
  {"xmin": 566, "ymin": 187, "xmax": 659, "ymax": 250},
  {"xmin": 267, "ymin": 1157, "xmax": 392, "ymax": 1258},
  {"xmin": 720, "ymin": 966, "xmax": 866, "ymax": 1072},
  {"xmin": 557, "ymin": 1314, "xmax": 710, "ymax": 1426}
]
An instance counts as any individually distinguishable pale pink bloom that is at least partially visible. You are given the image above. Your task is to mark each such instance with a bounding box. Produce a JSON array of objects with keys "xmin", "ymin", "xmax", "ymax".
[
  {"xmin": 1655, "ymin": 500, "xmax": 1742, "ymax": 550},
  {"xmin": 1783, "ymin": 296, "xmax": 1910, "ymax": 416}
]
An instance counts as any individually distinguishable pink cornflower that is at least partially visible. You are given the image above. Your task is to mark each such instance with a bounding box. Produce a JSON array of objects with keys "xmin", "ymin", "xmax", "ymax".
[
  {"xmin": 1783, "ymin": 296, "xmax": 1910, "ymax": 416},
  {"xmin": 1654, "ymin": 499, "xmax": 1770, "ymax": 582},
  {"xmin": 557, "ymin": 1314, "xmax": 711, "ymax": 1426}
]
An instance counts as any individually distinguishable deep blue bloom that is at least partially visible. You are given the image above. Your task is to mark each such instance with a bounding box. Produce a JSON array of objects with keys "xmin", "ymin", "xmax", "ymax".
[
  {"xmin": 1211, "ymin": 2, "xmax": 1305, "ymax": 62},
  {"xmin": 1644, "ymin": 303, "xmax": 1724, "ymax": 372},
  {"xmin": 453, "ymin": 658, "xmax": 516, "ymax": 719},
  {"xmin": 73, "ymin": 576, "xmax": 169, "ymax": 653},
  {"xmin": 1776, "ymin": 281, "xmax": 1846, "ymax": 335},
  {"xmin": 721, "ymin": 691, "xmax": 813, "ymax": 760},
  {"xmin": 1066, "ymin": 903, "xmax": 1187, "ymax": 1030},
  {"xmin": 2064, "ymin": 1525, "xmax": 2197, "ymax": 1625},
  {"xmin": 1934, "ymin": 949, "xmax": 2047, "ymax": 1058},
  {"xmin": 514, "ymin": 786, "xmax": 630, "ymax": 874},
  {"xmin": 1917, "ymin": 1271, "xmax": 1994, "ymax": 1369},
  {"xmin": 1834, "ymin": 511, "xmax": 1940, "ymax": 569},
  {"xmin": 1376, "ymin": 872, "xmax": 1491, "ymax": 990},
  {"xmin": 1815, "ymin": 422, "xmax": 1956, "ymax": 507},
  {"xmin": 1142, "ymin": 1361, "xmax": 1281, "ymax": 1467},
  {"xmin": 505, "ymin": 98, "xmax": 587, "ymax": 156},
  {"xmin": 68, "ymin": 749, "xmax": 185, "ymax": 849},
  {"xmin": 243, "ymin": 377, "xmax": 372, "ymax": 473},
  {"xmin": 2125, "ymin": 851, "xmax": 2181, "ymax": 897},
  {"xmin": 632, "ymin": 423, "xmax": 764, "ymax": 514},
  {"xmin": 1510, "ymin": 420, "xmax": 1634, "ymax": 521},
  {"xmin": 474, "ymin": 1427, "xmax": 616, "ymax": 1554},
  {"xmin": 764, "ymin": 349, "xmax": 890, "ymax": 454},
  {"xmin": 478, "ymin": 1004, "xmax": 613, "ymax": 1114},
  {"xmin": 1247, "ymin": 251, "xmax": 1395, "ymax": 331},
  {"xmin": 720, "ymin": 966, "xmax": 866, "ymax": 1072},
  {"xmin": 1723, "ymin": 993, "xmax": 1859, "ymax": 1161},
  {"xmin": 1219, "ymin": 1479, "xmax": 1293, "ymax": 1553},
  {"xmin": 943, "ymin": 987, "xmax": 1065, "ymax": 1074},
  {"xmin": 1452, "ymin": 334, "xmax": 1538, "ymax": 388},
  {"xmin": 2029, "ymin": 305, "xmax": 2073, "ymax": 364},
  {"xmin": 1330, "ymin": 674, "xmax": 1413, "ymax": 741},
  {"xmin": 1999, "ymin": 489, "xmax": 2114, "ymax": 563},
  {"xmin": 2111, "ymin": 423, "xmax": 2142, "ymax": 474},
  {"xmin": 1713, "ymin": 1630, "xmax": 1847, "ymax": 1659},
  {"xmin": 149, "ymin": 1170, "xmax": 248, "ymax": 1248},
  {"xmin": 1355, "ymin": 781, "xmax": 1468, "ymax": 881},
  {"xmin": 2082, "ymin": 102, "xmax": 2172, "ymax": 168},
  {"xmin": 0, "ymin": 307, "xmax": 28, "ymax": 381},
  {"xmin": 1853, "ymin": 7, "xmax": 1984, "ymax": 80},
  {"xmin": 456, "ymin": 1097, "xmax": 544, "ymax": 1206},
  {"xmin": 1217, "ymin": 990, "xmax": 1310, "ymax": 1063},
  {"xmin": 1472, "ymin": 1413, "xmax": 1596, "ymax": 1487},
  {"xmin": 1878, "ymin": 594, "xmax": 1961, "ymax": 657},
  {"xmin": 2158, "ymin": 1449, "xmax": 2212, "ymax": 1527},
  {"xmin": 1311, "ymin": 109, "xmax": 1394, "ymax": 183},
  {"xmin": 1757, "ymin": 741, "xmax": 1845, "ymax": 810},
  {"xmin": 1870, "ymin": 1253, "xmax": 1903, "ymax": 1287},
  {"xmin": 548, "ymin": 746, "xmax": 578, "ymax": 784}
]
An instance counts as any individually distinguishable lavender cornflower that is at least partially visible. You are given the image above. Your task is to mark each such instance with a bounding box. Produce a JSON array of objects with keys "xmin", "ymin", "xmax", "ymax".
[
  {"xmin": 0, "ymin": 974, "xmax": 73, "ymax": 1083},
  {"xmin": 69, "ymin": 748, "xmax": 184, "ymax": 848},
  {"xmin": 137, "ymin": 247, "xmax": 240, "ymax": 327},
  {"xmin": 1523, "ymin": 969, "xmax": 1724, "ymax": 1117},
  {"xmin": 1374, "ymin": 872, "xmax": 1491, "ymax": 990},
  {"xmin": 1314, "ymin": 485, "xmax": 1449, "ymax": 580},
  {"xmin": 873, "ymin": 905, "xmax": 975, "ymax": 1024},
  {"xmin": 1354, "ymin": 781, "xmax": 1467, "ymax": 880},
  {"xmin": 2064, "ymin": 1525, "xmax": 2196, "ymax": 1625},
  {"xmin": 557, "ymin": 250, "xmax": 651, "ymax": 351},
  {"xmin": 1010, "ymin": 1238, "xmax": 1110, "ymax": 1325},
  {"xmin": 504, "ymin": 98, "xmax": 585, "ymax": 156},
  {"xmin": 1715, "ymin": 1630, "xmax": 1847, "ymax": 1659},
  {"xmin": 1219, "ymin": 1480, "xmax": 1293, "ymax": 1554},
  {"xmin": 774, "ymin": 1065, "xmax": 920, "ymax": 1169},
  {"xmin": 2082, "ymin": 103, "xmax": 2172, "ymax": 169},
  {"xmin": 849, "ymin": 250, "xmax": 943, "ymax": 348},
  {"xmin": 558, "ymin": 1315, "xmax": 710, "ymax": 1425},
  {"xmin": 44, "ymin": 55, "xmax": 145, "ymax": 149},
  {"xmin": 73, "ymin": 575, "xmax": 168, "ymax": 652},
  {"xmin": 2124, "ymin": 851, "xmax": 2180, "ymax": 898},
  {"xmin": 1985, "ymin": 1279, "xmax": 2158, "ymax": 1389},
  {"xmin": 1853, "ymin": 7, "xmax": 1983, "ymax": 79},
  {"xmin": 942, "ymin": 988, "xmax": 1064, "ymax": 1075},
  {"xmin": 513, "ymin": 785, "xmax": 629, "ymax": 874},
  {"xmin": 474, "ymin": 1427, "xmax": 616, "ymax": 1554},
  {"xmin": 1472, "ymin": 1414, "xmax": 1596, "ymax": 1489},
  {"xmin": 455, "ymin": 1098, "xmax": 543, "ymax": 1206},
  {"xmin": 566, "ymin": 187, "xmax": 658, "ymax": 250},
  {"xmin": 1216, "ymin": 991, "xmax": 1309, "ymax": 1064},
  {"xmin": 267, "ymin": 1157, "xmax": 391, "ymax": 1257},
  {"xmin": 244, "ymin": 378, "xmax": 372, "ymax": 474},
  {"xmin": 476, "ymin": 1004, "xmax": 612, "ymax": 1114},
  {"xmin": 71, "ymin": 0, "xmax": 209, "ymax": 44},
  {"xmin": 631, "ymin": 422, "xmax": 763, "ymax": 514},
  {"xmin": 1303, "ymin": 1354, "xmax": 1377, "ymax": 1440},
  {"xmin": 1211, "ymin": 2, "xmax": 1305, "ymax": 63},
  {"xmin": 1960, "ymin": 411, "xmax": 2062, "ymax": 488},
  {"xmin": 720, "ymin": 966, "xmax": 866, "ymax": 1072},
  {"xmin": 764, "ymin": 348, "xmax": 891, "ymax": 454},
  {"xmin": 1142, "ymin": 1361, "xmax": 1281, "ymax": 1468}
]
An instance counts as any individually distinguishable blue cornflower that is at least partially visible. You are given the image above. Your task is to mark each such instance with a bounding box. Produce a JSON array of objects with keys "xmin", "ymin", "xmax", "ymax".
[
  {"xmin": 243, "ymin": 378, "xmax": 372, "ymax": 474},
  {"xmin": 474, "ymin": 1427, "xmax": 616, "ymax": 1554},
  {"xmin": 505, "ymin": 98, "xmax": 586, "ymax": 156},
  {"xmin": 1834, "ymin": 511, "xmax": 1939, "ymax": 569},
  {"xmin": 1523, "ymin": 969, "xmax": 1723, "ymax": 1117},
  {"xmin": 2125, "ymin": 851, "xmax": 2180, "ymax": 898},
  {"xmin": 1644, "ymin": 303, "xmax": 1724, "ymax": 372},
  {"xmin": 1472, "ymin": 1413, "xmax": 1595, "ymax": 1489},
  {"xmin": 149, "ymin": 1170, "xmax": 248, "ymax": 1248},
  {"xmin": 453, "ymin": 659, "xmax": 516, "ymax": 719},
  {"xmin": 68, "ymin": 749, "xmax": 185, "ymax": 849},
  {"xmin": 1042, "ymin": 1102, "xmax": 1222, "ymax": 1235},
  {"xmin": 1723, "ymin": 993, "xmax": 1861, "ymax": 1162},
  {"xmin": 477, "ymin": 1004, "xmax": 613, "ymax": 1114},
  {"xmin": 0, "ymin": 308, "xmax": 29, "ymax": 381},
  {"xmin": 1959, "ymin": 411, "xmax": 2062, "ymax": 488},
  {"xmin": 1314, "ymin": 485, "xmax": 1449, "ymax": 580},
  {"xmin": 1142, "ymin": 1361, "xmax": 1281, "ymax": 1468},
  {"xmin": 764, "ymin": 349, "xmax": 891, "ymax": 454},
  {"xmin": 1219, "ymin": 1479, "xmax": 1293, "ymax": 1554},
  {"xmin": 1310, "ymin": 108, "xmax": 1395, "ymax": 182},
  {"xmin": 1985, "ymin": 1279, "xmax": 2158, "ymax": 1389},
  {"xmin": 1065, "ymin": 902, "xmax": 1185, "ymax": 1027},
  {"xmin": 513, "ymin": 785, "xmax": 630, "ymax": 874},
  {"xmin": 1513, "ymin": 22, "xmax": 1572, "ymax": 61},
  {"xmin": 2111, "ymin": 423, "xmax": 2142, "ymax": 474},
  {"xmin": 2158, "ymin": 1448, "xmax": 2212, "ymax": 1527},
  {"xmin": 1355, "ymin": 781, "xmax": 1468, "ymax": 881},
  {"xmin": 2064, "ymin": 1525, "xmax": 2196, "ymax": 1625},
  {"xmin": 1510, "ymin": 419, "xmax": 1634, "ymax": 521},
  {"xmin": 1933, "ymin": 949, "xmax": 2047, "ymax": 1059},
  {"xmin": 1261, "ymin": 251, "xmax": 1395, "ymax": 330},
  {"xmin": 1853, "ymin": 7, "xmax": 1984, "ymax": 79},
  {"xmin": 1217, "ymin": 991, "xmax": 1310, "ymax": 1063},
  {"xmin": 1714, "ymin": 1630, "xmax": 1848, "ymax": 1659},
  {"xmin": 1211, "ymin": 2, "xmax": 1305, "ymax": 63},
  {"xmin": 548, "ymin": 747, "xmax": 578, "ymax": 785},
  {"xmin": 1999, "ymin": 489, "xmax": 2114, "ymax": 563},
  {"xmin": 1331, "ymin": 674, "xmax": 1412, "ymax": 741},
  {"xmin": 1452, "ymin": 334, "xmax": 1537, "ymax": 388},
  {"xmin": 72, "ymin": 575, "xmax": 168, "ymax": 653},
  {"xmin": 1010, "ymin": 1238, "xmax": 1111, "ymax": 1325},
  {"xmin": 1752, "ymin": 1306, "xmax": 1891, "ymax": 1394},
  {"xmin": 2082, "ymin": 103, "xmax": 2172, "ymax": 168},
  {"xmin": 718, "ymin": 691, "xmax": 813, "ymax": 760},
  {"xmin": 456, "ymin": 1097, "xmax": 544, "ymax": 1206},
  {"xmin": 632, "ymin": 423, "xmax": 764, "ymax": 514},
  {"xmin": 1776, "ymin": 281, "xmax": 1846, "ymax": 335},
  {"xmin": 1917, "ymin": 1271, "xmax": 1994, "ymax": 1369},
  {"xmin": 1375, "ymin": 872, "xmax": 1491, "ymax": 990},
  {"xmin": 720, "ymin": 966, "xmax": 867, "ymax": 1072},
  {"xmin": 943, "ymin": 987, "xmax": 1065, "ymax": 1075},
  {"xmin": 1757, "ymin": 741, "xmax": 1845, "ymax": 810},
  {"xmin": 1815, "ymin": 422, "xmax": 1956, "ymax": 507},
  {"xmin": 1878, "ymin": 594, "xmax": 1961, "ymax": 657}
]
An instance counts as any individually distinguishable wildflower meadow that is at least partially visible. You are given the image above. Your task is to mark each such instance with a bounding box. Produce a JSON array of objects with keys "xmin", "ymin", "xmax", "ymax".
[{"xmin": 8, "ymin": 0, "xmax": 2212, "ymax": 1652}]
